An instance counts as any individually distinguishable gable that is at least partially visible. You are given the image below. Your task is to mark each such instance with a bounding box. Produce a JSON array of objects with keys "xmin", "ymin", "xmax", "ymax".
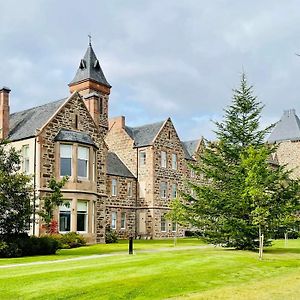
[{"xmin": 125, "ymin": 120, "xmax": 165, "ymax": 148}]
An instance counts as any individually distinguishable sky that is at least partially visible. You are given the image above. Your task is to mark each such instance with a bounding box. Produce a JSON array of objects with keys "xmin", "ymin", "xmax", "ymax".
[{"xmin": 0, "ymin": 0, "xmax": 300, "ymax": 141}]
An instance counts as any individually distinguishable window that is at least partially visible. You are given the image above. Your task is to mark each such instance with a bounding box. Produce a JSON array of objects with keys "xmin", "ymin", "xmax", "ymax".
[
  {"xmin": 168, "ymin": 131, "xmax": 171, "ymax": 139},
  {"xmin": 160, "ymin": 181, "xmax": 167, "ymax": 198},
  {"xmin": 78, "ymin": 146, "xmax": 89, "ymax": 179},
  {"xmin": 60, "ymin": 144, "xmax": 72, "ymax": 176},
  {"xmin": 139, "ymin": 151, "xmax": 146, "ymax": 165},
  {"xmin": 161, "ymin": 151, "xmax": 167, "ymax": 168},
  {"xmin": 172, "ymin": 222, "xmax": 177, "ymax": 232},
  {"xmin": 92, "ymin": 150, "xmax": 97, "ymax": 181},
  {"xmin": 22, "ymin": 145, "xmax": 30, "ymax": 174},
  {"xmin": 127, "ymin": 181, "xmax": 133, "ymax": 197},
  {"xmin": 172, "ymin": 183, "xmax": 177, "ymax": 198},
  {"xmin": 111, "ymin": 178, "xmax": 117, "ymax": 196},
  {"xmin": 172, "ymin": 153, "xmax": 177, "ymax": 170},
  {"xmin": 77, "ymin": 201, "xmax": 88, "ymax": 232},
  {"xmin": 190, "ymin": 168, "xmax": 195, "ymax": 178},
  {"xmin": 161, "ymin": 215, "xmax": 166, "ymax": 232},
  {"xmin": 111, "ymin": 212, "xmax": 117, "ymax": 229},
  {"xmin": 59, "ymin": 201, "xmax": 71, "ymax": 232},
  {"xmin": 121, "ymin": 212, "xmax": 126, "ymax": 229}
]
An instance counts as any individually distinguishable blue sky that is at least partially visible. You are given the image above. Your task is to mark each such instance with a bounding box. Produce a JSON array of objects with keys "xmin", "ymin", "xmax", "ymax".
[{"xmin": 1, "ymin": 0, "xmax": 300, "ymax": 140}]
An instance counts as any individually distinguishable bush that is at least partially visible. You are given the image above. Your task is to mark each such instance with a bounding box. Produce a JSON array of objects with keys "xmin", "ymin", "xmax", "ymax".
[
  {"xmin": 105, "ymin": 226, "xmax": 118, "ymax": 244},
  {"xmin": 0, "ymin": 234, "xmax": 59, "ymax": 257},
  {"xmin": 47, "ymin": 232, "xmax": 86, "ymax": 249}
]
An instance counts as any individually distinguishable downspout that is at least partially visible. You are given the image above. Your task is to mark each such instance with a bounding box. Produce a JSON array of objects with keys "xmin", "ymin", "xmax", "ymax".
[
  {"xmin": 32, "ymin": 136, "xmax": 37, "ymax": 235},
  {"xmin": 135, "ymin": 146, "xmax": 138, "ymax": 238}
]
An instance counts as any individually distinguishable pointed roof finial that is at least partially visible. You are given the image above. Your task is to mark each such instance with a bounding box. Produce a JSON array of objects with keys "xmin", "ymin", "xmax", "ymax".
[{"xmin": 88, "ymin": 33, "xmax": 92, "ymax": 46}]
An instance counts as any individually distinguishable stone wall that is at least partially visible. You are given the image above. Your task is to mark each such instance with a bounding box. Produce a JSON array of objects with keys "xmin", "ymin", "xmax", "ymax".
[
  {"xmin": 106, "ymin": 174, "xmax": 137, "ymax": 238},
  {"xmin": 38, "ymin": 92, "xmax": 107, "ymax": 243}
]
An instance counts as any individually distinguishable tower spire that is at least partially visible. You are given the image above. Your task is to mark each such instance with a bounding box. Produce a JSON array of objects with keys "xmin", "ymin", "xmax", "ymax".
[{"xmin": 88, "ymin": 33, "xmax": 92, "ymax": 46}]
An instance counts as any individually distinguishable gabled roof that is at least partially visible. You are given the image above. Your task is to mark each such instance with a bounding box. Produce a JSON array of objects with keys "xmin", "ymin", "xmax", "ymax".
[
  {"xmin": 54, "ymin": 129, "xmax": 97, "ymax": 148},
  {"xmin": 125, "ymin": 120, "xmax": 165, "ymax": 148},
  {"xmin": 107, "ymin": 152, "xmax": 135, "ymax": 178},
  {"xmin": 268, "ymin": 109, "xmax": 300, "ymax": 143},
  {"xmin": 182, "ymin": 140, "xmax": 201, "ymax": 160},
  {"xmin": 69, "ymin": 44, "xmax": 111, "ymax": 88},
  {"xmin": 8, "ymin": 98, "xmax": 66, "ymax": 141}
]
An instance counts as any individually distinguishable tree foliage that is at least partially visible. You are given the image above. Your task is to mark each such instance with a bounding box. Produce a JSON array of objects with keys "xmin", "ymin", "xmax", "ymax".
[
  {"xmin": 183, "ymin": 74, "xmax": 300, "ymax": 250},
  {"xmin": 39, "ymin": 176, "xmax": 68, "ymax": 233},
  {"xmin": 0, "ymin": 141, "xmax": 32, "ymax": 238}
]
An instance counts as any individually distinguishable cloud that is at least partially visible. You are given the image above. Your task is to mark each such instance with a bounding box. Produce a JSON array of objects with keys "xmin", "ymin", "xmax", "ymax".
[{"xmin": 0, "ymin": 1, "xmax": 299, "ymax": 140}]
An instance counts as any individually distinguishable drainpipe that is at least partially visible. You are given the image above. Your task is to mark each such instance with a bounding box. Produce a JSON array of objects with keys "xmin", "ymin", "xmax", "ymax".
[
  {"xmin": 135, "ymin": 146, "xmax": 138, "ymax": 238},
  {"xmin": 32, "ymin": 137, "xmax": 37, "ymax": 235}
]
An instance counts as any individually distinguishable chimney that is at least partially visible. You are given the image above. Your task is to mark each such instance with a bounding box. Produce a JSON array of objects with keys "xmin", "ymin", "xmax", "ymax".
[
  {"xmin": 0, "ymin": 87, "xmax": 10, "ymax": 139},
  {"xmin": 108, "ymin": 116, "xmax": 125, "ymax": 130}
]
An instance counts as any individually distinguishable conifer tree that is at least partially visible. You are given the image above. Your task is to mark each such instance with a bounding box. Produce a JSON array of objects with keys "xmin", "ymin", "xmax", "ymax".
[{"xmin": 184, "ymin": 73, "xmax": 300, "ymax": 250}]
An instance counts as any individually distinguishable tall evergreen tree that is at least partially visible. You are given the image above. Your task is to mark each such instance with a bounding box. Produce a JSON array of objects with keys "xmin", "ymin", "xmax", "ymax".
[{"xmin": 183, "ymin": 73, "xmax": 299, "ymax": 250}]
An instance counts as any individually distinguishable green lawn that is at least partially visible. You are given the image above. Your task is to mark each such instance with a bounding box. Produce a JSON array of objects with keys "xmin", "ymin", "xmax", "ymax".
[{"xmin": 0, "ymin": 238, "xmax": 300, "ymax": 299}]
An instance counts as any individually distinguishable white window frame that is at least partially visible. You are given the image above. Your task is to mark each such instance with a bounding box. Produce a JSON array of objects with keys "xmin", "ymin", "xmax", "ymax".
[
  {"xmin": 78, "ymin": 146, "xmax": 89, "ymax": 180},
  {"xmin": 139, "ymin": 151, "xmax": 146, "ymax": 165},
  {"xmin": 160, "ymin": 181, "xmax": 167, "ymax": 199},
  {"xmin": 161, "ymin": 151, "xmax": 167, "ymax": 168},
  {"xmin": 111, "ymin": 178, "xmax": 118, "ymax": 196},
  {"xmin": 22, "ymin": 144, "xmax": 30, "ymax": 174},
  {"xmin": 111, "ymin": 212, "xmax": 117, "ymax": 229},
  {"xmin": 59, "ymin": 200, "xmax": 71, "ymax": 233},
  {"xmin": 172, "ymin": 222, "xmax": 177, "ymax": 232},
  {"xmin": 172, "ymin": 153, "xmax": 177, "ymax": 170},
  {"xmin": 190, "ymin": 168, "xmax": 195, "ymax": 178},
  {"xmin": 172, "ymin": 183, "xmax": 177, "ymax": 199},
  {"xmin": 121, "ymin": 212, "xmax": 126, "ymax": 229},
  {"xmin": 127, "ymin": 181, "xmax": 133, "ymax": 197},
  {"xmin": 77, "ymin": 200, "xmax": 88, "ymax": 233},
  {"xmin": 60, "ymin": 144, "xmax": 72, "ymax": 177}
]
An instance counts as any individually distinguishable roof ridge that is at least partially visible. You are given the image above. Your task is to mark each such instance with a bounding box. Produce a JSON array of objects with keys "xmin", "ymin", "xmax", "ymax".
[{"xmin": 126, "ymin": 119, "xmax": 166, "ymax": 130}]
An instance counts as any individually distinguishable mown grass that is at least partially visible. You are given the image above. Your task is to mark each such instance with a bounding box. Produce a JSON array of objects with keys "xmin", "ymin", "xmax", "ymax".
[{"xmin": 0, "ymin": 238, "xmax": 300, "ymax": 299}]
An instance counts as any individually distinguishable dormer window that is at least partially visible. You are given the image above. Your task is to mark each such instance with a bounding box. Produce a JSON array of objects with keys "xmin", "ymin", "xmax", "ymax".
[
  {"xmin": 79, "ymin": 59, "xmax": 86, "ymax": 69},
  {"xmin": 94, "ymin": 59, "xmax": 100, "ymax": 69}
]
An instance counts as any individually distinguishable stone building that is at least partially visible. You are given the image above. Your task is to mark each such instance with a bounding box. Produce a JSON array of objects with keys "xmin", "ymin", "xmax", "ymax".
[
  {"xmin": 268, "ymin": 109, "xmax": 300, "ymax": 178},
  {"xmin": 1, "ymin": 43, "xmax": 203, "ymax": 242}
]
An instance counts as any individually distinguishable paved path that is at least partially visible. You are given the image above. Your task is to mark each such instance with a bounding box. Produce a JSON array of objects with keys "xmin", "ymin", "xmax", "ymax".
[{"xmin": 0, "ymin": 245, "xmax": 211, "ymax": 269}]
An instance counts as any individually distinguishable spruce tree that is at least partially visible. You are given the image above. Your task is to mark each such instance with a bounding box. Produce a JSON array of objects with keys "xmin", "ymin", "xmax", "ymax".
[{"xmin": 184, "ymin": 73, "xmax": 299, "ymax": 250}]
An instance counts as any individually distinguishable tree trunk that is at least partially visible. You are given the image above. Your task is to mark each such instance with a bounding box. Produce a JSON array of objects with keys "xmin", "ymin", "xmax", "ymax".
[
  {"xmin": 174, "ymin": 223, "xmax": 178, "ymax": 247},
  {"xmin": 258, "ymin": 225, "xmax": 264, "ymax": 260},
  {"xmin": 284, "ymin": 232, "xmax": 288, "ymax": 247}
]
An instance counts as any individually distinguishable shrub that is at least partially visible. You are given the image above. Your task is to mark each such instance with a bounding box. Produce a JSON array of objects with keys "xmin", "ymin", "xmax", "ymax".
[
  {"xmin": 47, "ymin": 232, "xmax": 86, "ymax": 249},
  {"xmin": 105, "ymin": 225, "xmax": 118, "ymax": 244},
  {"xmin": 0, "ymin": 234, "xmax": 59, "ymax": 257}
]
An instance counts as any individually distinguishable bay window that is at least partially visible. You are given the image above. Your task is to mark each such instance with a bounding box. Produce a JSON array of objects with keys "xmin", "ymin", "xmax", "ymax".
[
  {"xmin": 78, "ymin": 146, "xmax": 89, "ymax": 179},
  {"xmin": 77, "ymin": 201, "xmax": 88, "ymax": 232},
  {"xmin": 59, "ymin": 201, "xmax": 71, "ymax": 232},
  {"xmin": 60, "ymin": 144, "xmax": 72, "ymax": 176}
]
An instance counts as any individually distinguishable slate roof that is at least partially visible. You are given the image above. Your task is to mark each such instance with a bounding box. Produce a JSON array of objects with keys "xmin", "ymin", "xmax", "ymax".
[
  {"xmin": 54, "ymin": 129, "xmax": 97, "ymax": 148},
  {"xmin": 107, "ymin": 152, "xmax": 135, "ymax": 178},
  {"xmin": 8, "ymin": 98, "xmax": 66, "ymax": 141},
  {"xmin": 125, "ymin": 120, "xmax": 165, "ymax": 147},
  {"xmin": 268, "ymin": 109, "xmax": 300, "ymax": 143},
  {"xmin": 69, "ymin": 44, "xmax": 111, "ymax": 88},
  {"xmin": 182, "ymin": 140, "xmax": 200, "ymax": 160}
]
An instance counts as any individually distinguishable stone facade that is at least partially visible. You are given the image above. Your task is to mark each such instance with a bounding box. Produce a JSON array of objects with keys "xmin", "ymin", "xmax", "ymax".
[
  {"xmin": 106, "ymin": 175, "xmax": 137, "ymax": 238},
  {"xmin": 37, "ymin": 92, "xmax": 107, "ymax": 243},
  {"xmin": 106, "ymin": 117, "xmax": 203, "ymax": 239},
  {"xmin": 3, "ymin": 43, "xmax": 204, "ymax": 243}
]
